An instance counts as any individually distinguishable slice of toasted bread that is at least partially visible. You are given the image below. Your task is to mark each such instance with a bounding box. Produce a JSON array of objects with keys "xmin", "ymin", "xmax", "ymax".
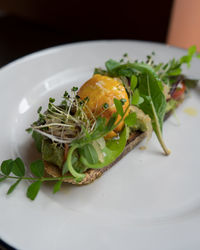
[{"xmin": 44, "ymin": 131, "xmax": 146, "ymax": 185}]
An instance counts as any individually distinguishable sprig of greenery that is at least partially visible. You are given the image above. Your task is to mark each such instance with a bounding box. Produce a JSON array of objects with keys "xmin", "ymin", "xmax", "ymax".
[
  {"xmin": 93, "ymin": 46, "xmax": 199, "ymax": 154},
  {"xmin": 0, "ymin": 158, "xmax": 72, "ymax": 200},
  {"xmin": 146, "ymin": 45, "xmax": 200, "ymax": 85}
]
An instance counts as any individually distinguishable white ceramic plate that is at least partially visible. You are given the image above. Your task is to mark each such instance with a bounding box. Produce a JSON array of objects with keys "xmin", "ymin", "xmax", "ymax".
[{"xmin": 0, "ymin": 40, "xmax": 200, "ymax": 250}]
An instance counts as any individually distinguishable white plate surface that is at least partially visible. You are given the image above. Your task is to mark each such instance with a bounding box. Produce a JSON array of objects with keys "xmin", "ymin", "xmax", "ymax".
[{"xmin": 0, "ymin": 40, "xmax": 200, "ymax": 250}]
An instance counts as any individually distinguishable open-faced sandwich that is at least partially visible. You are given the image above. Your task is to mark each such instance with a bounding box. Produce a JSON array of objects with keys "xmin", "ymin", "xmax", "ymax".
[
  {"xmin": 29, "ymin": 49, "xmax": 198, "ymax": 184},
  {"xmin": 0, "ymin": 46, "xmax": 199, "ymax": 200}
]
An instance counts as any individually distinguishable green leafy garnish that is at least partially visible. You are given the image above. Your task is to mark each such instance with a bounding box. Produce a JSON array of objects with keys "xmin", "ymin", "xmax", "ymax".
[
  {"xmin": 0, "ymin": 159, "xmax": 72, "ymax": 200},
  {"xmin": 80, "ymin": 126, "xmax": 128, "ymax": 169},
  {"xmin": 1, "ymin": 159, "xmax": 13, "ymax": 175},
  {"xmin": 100, "ymin": 60, "xmax": 170, "ymax": 155},
  {"xmin": 7, "ymin": 179, "xmax": 21, "ymax": 195},
  {"xmin": 26, "ymin": 181, "xmax": 42, "ymax": 200},
  {"xmin": 11, "ymin": 158, "xmax": 25, "ymax": 177},
  {"xmin": 130, "ymin": 74, "xmax": 138, "ymax": 90},
  {"xmin": 32, "ymin": 131, "xmax": 43, "ymax": 152},
  {"xmin": 80, "ymin": 144, "xmax": 99, "ymax": 164},
  {"xmin": 53, "ymin": 180, "xmax": 63, "ymax": 194},
  {"xmin": 30, "ymin": 160, "xmax": 44, "ymax": 177},
  {"xmin": 114, "ymin": 98, "xmax": 124, "ymax": 117},
  {"xmin": 124, "ymin": 113, "xmax": 137, "ymax": 127}
]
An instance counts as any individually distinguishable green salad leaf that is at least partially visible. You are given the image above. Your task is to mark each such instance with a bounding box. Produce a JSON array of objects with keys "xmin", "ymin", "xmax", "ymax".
[
  {"xmin": 80, "ymin": 126, "xmax": 128, "ymax": 169},
  {"xmin": 101, "ymin": 60, "xmax": 170, "ymax": 155}
]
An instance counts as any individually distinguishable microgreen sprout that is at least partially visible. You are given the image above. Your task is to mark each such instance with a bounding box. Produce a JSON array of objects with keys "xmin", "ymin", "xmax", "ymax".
[
  {"xmin": 103, "ymin": 103, "xmax": 109, "ymax": 109},
  {"xmin": 120, "ymin": 98, "xmax": 127, "ymax": 105},
  {"xmin": 31, "ymin": 88, "xmax": 96, "ymax": 144}
]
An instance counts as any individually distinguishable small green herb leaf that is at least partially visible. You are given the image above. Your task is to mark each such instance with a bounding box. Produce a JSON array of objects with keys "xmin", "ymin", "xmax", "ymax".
[
  {"xmin": 37, "ymin": 106, "xmax": 42, "ymax": 113},
  {"xmin": 30, "ymin": 160, "xmax": 44, "ymax": 178},
  {"xmin": 1, "ymin": 159, "xmax": 13, "ymax": 175},
  {"xmin": 49, "ymin": 97, "xmax": 55, "ymax": 103},
  {"xmin": 131, "ymin": 89, "xmax": 140, "ymax": 105},
  {"xmin": 53, "ymin": 180, "xmax": 63, "ymax": 194},
  {"xmin": 114, "ymin": 98, "xmax": 124, "ymax": 117},
  {"xmin": 106, "ymin": 113, "xmax": 117, "ymax": 132},
  {"xmin": 32, "ymin": 131, "xmax": 43, "ymax": 152},
  {"xmin": 124, "ymin": 113, "xmax": 137, "ymax": 127},
  {"xmin": 130, "ymin": 75, "xmax": 138, "ymax": 91},
  {"xmin": 105, "ymin": 59, "xmax": 120, "ymax": 72},
  {"xmin": 188, "ymin": 45, "xmax": 196, "ymax": 56},
  {"xmin": 72, "ymin": 86, "xmax": 78, "ymax": 92},
  {"xmin": 27, "ymin": 181, "xmax": 42, "ymax": 200},
  {"xmin": 7, "ymin": 179, "xmax": 21, "ymax": 195},
  {"xmin": 167, "ymin": 68, "xmax": 182, "ymax": 76},
  {"xmin": 12, "ymin": 158, "xmax": 25, "ymax": 177},
  {"xmin": 26, "ymin": 128, "xmax": 33, "ymax": 134}
]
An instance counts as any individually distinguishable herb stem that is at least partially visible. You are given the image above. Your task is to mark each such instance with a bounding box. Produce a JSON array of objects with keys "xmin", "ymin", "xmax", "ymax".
[
  {"xmin": 150, "ymin": 100, "xmax": 171, "ymax": 155},
  {"xmin": 65, "ymin": 145, "xmax": 85, "ymax": 181},
  {"xmin": 146, "ymin": 75, "xmax": 170, "ymax": 155},
  {"xmin": 0, "ymin": 174, "xmax": 71, "ymax": 182}
]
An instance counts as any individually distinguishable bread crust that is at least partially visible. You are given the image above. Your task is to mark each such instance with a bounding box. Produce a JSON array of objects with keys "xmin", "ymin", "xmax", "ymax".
[{"xmin": 44, "ymin": 131, "xmax": 146, "ymax": 185}]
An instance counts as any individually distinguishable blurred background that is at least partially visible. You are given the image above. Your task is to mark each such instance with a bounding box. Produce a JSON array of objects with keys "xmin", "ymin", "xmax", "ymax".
[
  {"xmin": 0, "ymin": 0, "xmax": 199, "ymax": 68},
  {"xmin": 1, "ymin": 0, "xmax": 199, "ymax": 68},
  {"xmin": 0, "ymin": 0, "xmax": 199, "ymax": 248}
]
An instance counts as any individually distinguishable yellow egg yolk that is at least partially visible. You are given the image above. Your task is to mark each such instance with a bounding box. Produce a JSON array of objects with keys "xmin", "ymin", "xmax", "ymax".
[{"xmin": 78, "ymin": 74, "xmax": 129, "ymax": 138}]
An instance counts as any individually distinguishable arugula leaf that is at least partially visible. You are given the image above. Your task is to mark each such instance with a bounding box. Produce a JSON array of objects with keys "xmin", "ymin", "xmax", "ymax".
[
  {"xmin": 27, "ymin": 181, "xmax": 42, "ymax": 200},
  {"xmin": 1, "ymin": 159, "xmax": 13, "ymax": 175},
  {"xmin": 7, "ymin": 179, "xmax": 21, "ymax": 195},
  {"xmin": 101, "ymin": 60, "xmax": 170, "ymax": 154},
  {"xmin": 139, "ymin": 75, "xmax": 170, "ymax": 155},
  {"xmin": 12, "ymin": 158, "xmax": 25, "ymax": 177},
  {"xmin": 30, "ymin": 160, "xmax": 44, "ymax": 178},
  {"xmin": 135, "ymin": 64, "xmax": 166, "ymax": 132}
]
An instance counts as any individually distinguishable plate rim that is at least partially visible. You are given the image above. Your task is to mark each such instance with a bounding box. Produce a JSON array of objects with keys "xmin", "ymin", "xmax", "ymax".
[{"xmin": 0, "ymin": 39, "xmax": 198, "ymax": 250}]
